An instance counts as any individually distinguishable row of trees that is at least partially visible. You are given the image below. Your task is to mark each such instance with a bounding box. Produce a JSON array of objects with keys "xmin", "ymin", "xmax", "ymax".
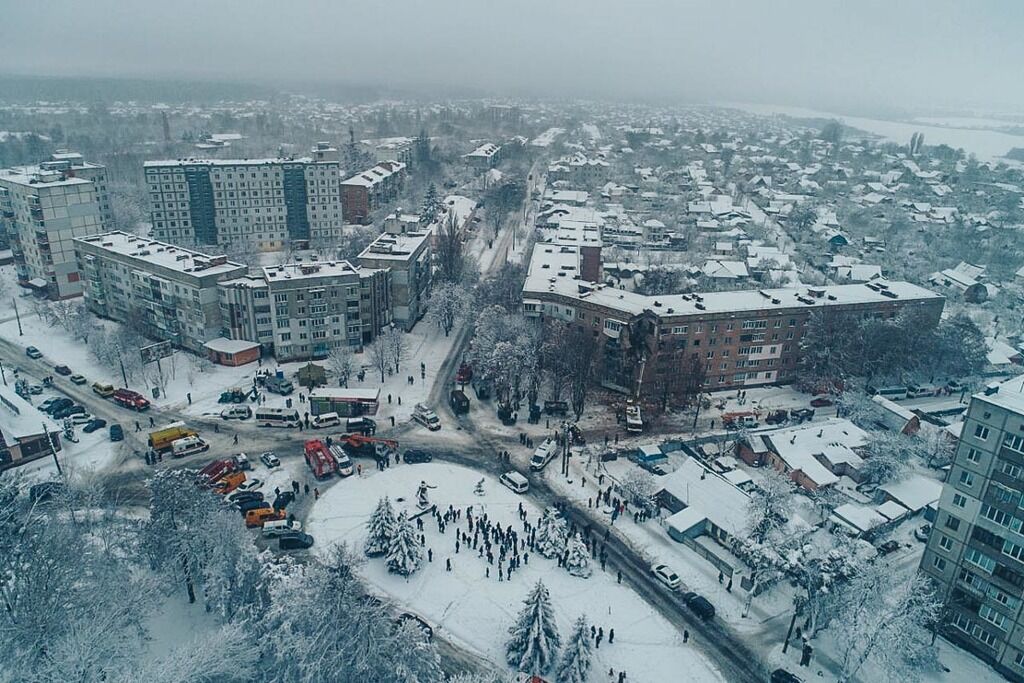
[{"xmin": 505, "ymin": 580, "xmax": 593, "ymax": 682}]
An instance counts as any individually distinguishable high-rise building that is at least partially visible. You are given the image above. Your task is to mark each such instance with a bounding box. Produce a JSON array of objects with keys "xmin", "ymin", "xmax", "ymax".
[
  {"xmin": 74, "ymin": 231, "xmax": 248, "ymax": 353},
  {"xmin": 0, "ymin": 151, "xmax": 111, "ymax": 299},
  {"xmin": 922, "ymin": 377, "xmax": 1024, "ymax": 680},
  {"xmin": 144, "ymin": 142, "xmax": 343, "ymax": 251},
  {"xmin": 357, "ymin": 230, "xmax": 432, "ymax": 331}
]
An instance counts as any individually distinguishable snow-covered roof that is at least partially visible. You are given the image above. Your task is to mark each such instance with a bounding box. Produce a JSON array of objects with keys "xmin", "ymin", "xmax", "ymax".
[
  {"xmin": 762, "ymin": 418, "xmax": 871, "ymax": 488},
  {"xmin": 341, "ymin": 161, "xmax": 406, "ymax": 188},
  {"xmin": 831, "ymin": 503, "xmax": 886, "ymax": 534},
  {"xmin": 657, "ymin": 456, "xmax": 750, "ymax": 537},
  {"xmin": 203, "ymin": 338, "xmax": 260, "ymax": 354},
  {"xmin": 876, "ymin": 500, "xmax": 910, "ymax": 521},
  {"xmin": 879, "ymin": 475, "xmax": 942, "ymax": 512},
  {"xmin": 0, "ymin": 384, "xmax": 59, "ymax": 442},
  {"xmin": 75, "ymin": 231, "xmax": 246, "ymax": 278}
]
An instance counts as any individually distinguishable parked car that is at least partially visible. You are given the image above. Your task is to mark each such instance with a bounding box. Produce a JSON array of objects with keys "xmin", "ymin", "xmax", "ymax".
[
  {"xmin": 226, "ymin": 490, "xmax": 264, "ymax": 506},
  {"xmin": 220, "ymin": 405, "xmax": 252, "ymax": 420},
  {"xmin": 876, "ymin": 539, "xmax": 901, "ymax": 556},
  {"xmin": 54, "ymin": 365, "xmax": 72, "ymax": 376},
  {"xmin": 765, "ymin": 409, "xmax": 789, "ymax": 425},
  {"xmin": 682, "ymin": 592, "xmax": 716, "ymax": 620},
  {"xmin": 54, "ymin": 404, "xmax": 86, "ymax": 419},
  {"xmin": 789, "ymin": 408, "xmax": 815, "ymax": 422},
  {"xmin": 500, "ymin": 471, "xmax": 529, "ymax": 494},
  {"xmin": 40, "ymin": 397, "xmax": 61, "ymax": 411},
  {"xmin": 25, "ymin": 346, "xmax": 42, "ymax": 359},
  {"xmin": 771, "ymin": 669, "xmax": 803, "ymax": 683},
  {"xmin": 92, "ymin": 382, "xmax": 115, "ymax": 397},
  {"xmin": 273, "ymin": 491, "xmax": 295, "ymax": 510},
  {"xmin": 70, "ymin": 413, "xmax": 92, "ymax": 425},
  {"xmin": 403, "ymin": 449, "xmax": 434, "ymax": 464},
  {"xmin": 69, "ymin": 374, "xmax": 87, "ymax": 385},
  {"xmin": 260, "ymin": 451, "xmax": 281, "ymax": 468},
  {"xmin": 809, "ymin": 396, "xmax": 834, "ymax": 408},
  {"xmin": 279, "ymin": 532, "xmax": 315, "ymax": 550},
  {"xmin": 651, "ymin": 563, "xmax": 681, "ymax": 590},
  {"xmin": 109, "ymin": 424, "xmax": 124, "ymax": 441},
  {"xmin": 946, "ymin": 379, "xmax": 968, "ymax": 392},
  {"xmin": 44, "ymin": 398, "xmax": 73, "ymax": 414},
  {"xmin": 82, "ymin": 418, "xmax": 107, "ymax": 433},
  {"xmin": 262, "ymin": 519, "xmax": 302, "ymax": 538},
  {"xmin": 915, "ymin": 524, "xmax": 932, "ymax": 543},
  {"xmin": 237, "ymin": 499, "xmax": 270, "ymax": 516},
  {"xmin": 397, "ymin": 612, "xmax": 434, "ymax": 641},
  {"xmin": 236, "ymin": 478, "xmax": 263, "ymax": 493},
  {"xmin": 27, "ymin": 383, "xmax": 43, "ymax": 395}
]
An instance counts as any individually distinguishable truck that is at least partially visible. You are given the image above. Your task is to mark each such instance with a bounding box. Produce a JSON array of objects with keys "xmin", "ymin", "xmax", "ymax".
[
  {"xmin": 338, "ymin": 434, "xmax": 399, "ymax": 462},
  {"xmin": 723, "ymin": 411, "xmax": 760, "ymax": 430},
  {"xmin": 455, "ymin": 363, "xmax": 473, "ymax": 384},
  {"xmin": 171, "ymin": 435, "xmax": 210, "ymax": 458},
  {"xmin": 304, "ymin": 439, "xmax": 336, "ymax": 479},
  {"xmin": 412, "ymin": 403, "xmax": 441, "ymax": 431},
  {"xmin": 449, "ymin": 389, "xmax": 469, "ymax": 415},
  {"xmin": 113, "ymin": 388, "xmax": 151, "ymax": 411},
  {"xmin": 196, "ymin": 458, "xmax": 240, "ymax": 487},
  {"xmin": 345, "ymin": 416, "xmax": 376, "ymax": 436},
  {"xmin": 262, "ymin": 374, "xmax": 294, "ymax": 396},
  {"xmin": 149, "ymin": 421, "xmax": 198, "ymax": 452},
  {"xmin": 624, "ymin": 401, "xmax": 643, "ymax": 434}
]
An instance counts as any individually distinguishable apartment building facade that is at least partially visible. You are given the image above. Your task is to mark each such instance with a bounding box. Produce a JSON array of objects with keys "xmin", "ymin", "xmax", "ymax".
[
  {"xmin": 357, "ymin": 230, "xmax": 432, "ymax": 331},
  {"xmin": 922, "ymin": 379, "xmax": 1024, "ymax": 681},
  {"xmin": 522, "ymin": 243, "xmax": 944, "ymax": 397},
  {"xmin": 340, "ymin": 160, "xmax": 406, "ymax": 224},
  {"xmin": 74, "ymin": 232, "xmax": 247, "ymax": 353},
  {"xmin": 144, "ymin": 143, "xmax": 343, "ymax": 251},
  {"xmin": 0, "ymin": 152, "xmax": 111, "ymax": 299},
  {"xmin": 219, "ymin": 261, "xmax": 391, "ymax": 362}
]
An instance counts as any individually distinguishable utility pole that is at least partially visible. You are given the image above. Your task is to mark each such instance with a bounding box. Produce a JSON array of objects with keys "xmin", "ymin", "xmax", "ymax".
[
  {"xmin": 43, "ymin": 420, "xmax": 62, "ymax": 476},
  {"xmin": 782, "ymin": 608, "xmax": 799, "ymax": 653},
  {"xmin": 12, "ymin": 298, "xmax": 22, "ymax": 336},
  {"xmin": 119, "ymin": 354, "xmax": 129, "ymax": 389}
]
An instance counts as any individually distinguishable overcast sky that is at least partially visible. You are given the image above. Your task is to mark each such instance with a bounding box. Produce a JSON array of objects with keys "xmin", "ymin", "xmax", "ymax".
[{"xmin": 3, "ymin": 0, "xmax": 1022, "ymax": 113}]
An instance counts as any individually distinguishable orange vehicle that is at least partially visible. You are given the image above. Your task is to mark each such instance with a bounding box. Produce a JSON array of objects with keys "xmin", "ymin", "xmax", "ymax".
[
  {"xmin": 246, "ymin": 507, "xmax": 286, "ymax": 528},
  {"xmin": 214, "ymin": 471, "xmax": 246, "ymax": 495},
  {"xmin": 338, "ymin": 434, "xmax": 398, "ymax": 460}
]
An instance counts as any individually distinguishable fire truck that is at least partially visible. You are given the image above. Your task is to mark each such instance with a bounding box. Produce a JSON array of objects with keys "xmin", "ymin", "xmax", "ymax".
[
  {"xmin": 337, "ymin": 434, "xmax": 399, "ymax": 462},
  {"xmin": 304, "ymin": 439, "xmax": 336, "ymax": 479}
]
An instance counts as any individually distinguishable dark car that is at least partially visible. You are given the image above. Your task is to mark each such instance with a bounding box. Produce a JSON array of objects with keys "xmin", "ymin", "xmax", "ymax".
[
  {"xmin": 397, "ymin": 612, "xmax": 434, "ymax": 641},
  {"xmin": 54, "ymin": 365, "xmax": 72, "ymax": 376},
  {"xmin": 771, "ymin": 670, "xmax": 803, "ymax": 683},
  {"xmin": 25, "ymin": 346, "xmax": 42, "ymax": 359},
  {"xmin": 789, "ymin": 408, "xmax": 815, "ymax": 422},
  {"xmin": 82, "ymin": 418, "xmax": 107, "ymax": 433},
  {"xmin": 44, "ymin": 398, "xmax": 73, "ymax": 414},
  {"xmin": 765, "ymin": 409, "xmax": 788, "ymax": 425},
  {"xmin": 227, "ymin": 491, "xmax": 264, "ymax": 507},
  {"xmin": 403, "ymin": 449, "xmax": 433, "ymax": 464},
  {"xmin": 682, "ymin": 592, "xmax": 716, "ymax": 620},
  {"xmin": 876, "ymin": 539, "xmax": 901, "ymax": 556},
  {"xmin": 109, "ymin": 424, "xmax": 124, "ymax": 442},
  {"xmin": 237, "ymin": 499, "xmax": 270, "ymax": 516},
  {"xmin": 29, "ymin": 481, "xmax": 66, "ymax": 503},
  {"xmin": 279, "ymin": 533, "xmax": 315, "ymax": 550},
  {"xmin": 273, "ymin": 491, "xmax": 296, "ymax": 510},
  {"xmin": 54, "ymin": 404, "xmax": 86, "ymax": 419},
  {"xmin": 810, "ymin": 397, "xmax": 834, "ymax": 408}
]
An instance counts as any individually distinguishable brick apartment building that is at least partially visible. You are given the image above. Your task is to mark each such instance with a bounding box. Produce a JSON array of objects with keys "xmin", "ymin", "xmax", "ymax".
[
  {"xmin": 522, "ymin": 243, "xmax": 944, "ymax": 397},
  {"xmin": 340, "ymin": 160, "xmax": 406, "ymax": 224}
]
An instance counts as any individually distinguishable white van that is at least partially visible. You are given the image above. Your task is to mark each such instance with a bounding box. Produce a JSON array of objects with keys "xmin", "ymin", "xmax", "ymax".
[
  {"xmin": 171, "ymin": 435, "xmax": 209, "ymax": 458},
  {"xmin": 262, "ymin": 519, "xmax": 302, "ymax": 538},
  {"xmin": 311, "ymin": 412, "xmax": 341, "ymax": 429},
  {"xmin": 412, "ymin": 404, "xmax": 441, "ymax": 431},
  {"xmin": 500, "ymin": 471, "xmax": 529, "ymax": 494},
  {"xmin": 220, "ymin": 405, "xmax": 252, "ymax": 420},
  {"xmin": 529, "ymin": 438, "xmax": 558, "ymax": 471}
]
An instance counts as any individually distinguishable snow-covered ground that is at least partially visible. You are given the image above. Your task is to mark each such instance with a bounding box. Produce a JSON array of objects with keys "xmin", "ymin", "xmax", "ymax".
[{"xmin": 307, "ymin": 462, "xmax": 722, "ymax": 682}]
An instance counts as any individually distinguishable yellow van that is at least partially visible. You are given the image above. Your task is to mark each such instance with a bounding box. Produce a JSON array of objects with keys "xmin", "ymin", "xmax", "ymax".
[
  {"xmin": 92, "ymin": 382, "xmax": 115, "ymax": 398},
  {"xmin": 246, "ymin": 507, "xmax": 285, "ymax": 528}
]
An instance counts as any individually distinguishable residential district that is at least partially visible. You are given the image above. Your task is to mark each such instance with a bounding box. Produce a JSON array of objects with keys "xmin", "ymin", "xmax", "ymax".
[{"xmin": 3, "ymin": 91, "xmax": 1024, "ymax": 683}]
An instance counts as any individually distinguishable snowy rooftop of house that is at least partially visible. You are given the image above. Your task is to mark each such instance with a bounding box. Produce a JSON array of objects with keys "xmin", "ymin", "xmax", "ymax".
[
  {"xmin": 876, "ymin": 500, "xmax": 910, "ymax": 521},
  {"xmin": 761, "ymin": 418, "xmax": 871, "ymax": 487},
  {"xmin": 878, "ymin": 475, "xmax": 942, "ymax": 512},
  {"xmin": 341, "ymin": 161, "xmax": 406, "ymax": 188},
  {"xmin": 263, "ymin": 260, "xmax": 363, "ymax": 281},
  {"xmin": 0, "ymin": 165, "xmax": 93, "ymax": 189},
  {"xmin": 543, "ymin": 189, "xmax": 589, "ymax": 204},
  {"xmin": 464, "ymin": 143, "xmax": 500, "ymax": 158},
  {"xmin": 525, "ymin": 245, "xmax": 941, "ymax": 319},
  {"xmin": 357, "ymin": 231, "xmax": 431, "ymax": 262},
  {"xmin": 0, "ymin": 384, "xmax": 59, "ymax": 442},
  {"xmin": 203, "ymin": 338, "xmax": 260, "ymax": 354},
  {"xmin": 831, "ymin": 503, "xmax": 886, "ymax": 535},
  {"xmin": 657, "ymin": 456, "xmax": 750, "ymax": 537},
  {"xmin": 75, "ymin": 231, "xmax": 246, "ymax": 277}
]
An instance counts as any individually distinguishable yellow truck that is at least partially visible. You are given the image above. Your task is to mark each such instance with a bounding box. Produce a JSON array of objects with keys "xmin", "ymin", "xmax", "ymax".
[{"xmin": 148, "ymin": 421, "xmax": 199, "ymax": 452}]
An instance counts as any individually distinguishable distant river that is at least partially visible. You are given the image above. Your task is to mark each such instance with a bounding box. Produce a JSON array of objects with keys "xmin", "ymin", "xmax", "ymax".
[{"xmin": 728, "ymin": 102, "xmax": 1024, "ymax": 162}]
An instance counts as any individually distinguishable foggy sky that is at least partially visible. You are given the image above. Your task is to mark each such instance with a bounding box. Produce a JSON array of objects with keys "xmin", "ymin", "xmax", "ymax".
[{"xmin": 3, "ymin": 0, "xmax": 1023, "ymax": 113}]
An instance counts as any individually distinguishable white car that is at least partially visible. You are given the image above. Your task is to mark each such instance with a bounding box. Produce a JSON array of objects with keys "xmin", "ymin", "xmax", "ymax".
[
  {"xmin": 260, "ymin": 451, "xmax": 281, "ymax": 468},
  {"xmin": 651, "ymin": 563, "xmax": 681, "ymax": 591},
  {"xmin": 28, "ymin": 384, "xmax": 43, "ymax": 395},
  {"xmin": 235, "ymin": 478, "xmax": 263, "ymax": 493}
]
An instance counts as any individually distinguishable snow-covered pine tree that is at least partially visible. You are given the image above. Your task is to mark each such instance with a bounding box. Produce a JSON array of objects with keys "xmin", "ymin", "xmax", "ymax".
[
  {"xmin": 474, "ymin": 478, "xmax": 485, "ymax": 496},
  {"xmin": 556, "ymin": 615, "xmax": 593, "ymax": 683},
  {"xmin": 364, "ymin": 496, "xmax": 397, "ymax": 557},
  {"xmin": 563, "ymin": 533, "xmax": 592, "ymax": 578},
  {"xmin": 386, "ymin": 511, "xmax": 423, "ymax": 576},
  {"xmin": 506, "ymin": 580, "xmax": 561, "ymax": 675},
  {"xmin": 534, "ymin": 507, "xmax": 568, "ymax": 559}
]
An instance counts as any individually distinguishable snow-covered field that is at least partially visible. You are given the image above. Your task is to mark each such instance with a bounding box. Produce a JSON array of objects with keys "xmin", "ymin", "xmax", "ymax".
[{"xmin": 307, "ymin": 462, "xmax": 722, "ymax": 682}]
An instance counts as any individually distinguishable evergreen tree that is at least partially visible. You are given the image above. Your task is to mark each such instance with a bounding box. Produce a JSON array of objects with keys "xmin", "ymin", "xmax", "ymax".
[
  {"xmin": 506, "ymin": 580, "xmax": 561, "ymax": 675},
  {"xmin": 563, "ymin": 533, "xmax": 592, "ymax": 578},
  {"xmin": 364, "ymin": 497, "xmax": 397, "ymax": 557},
  {"xmin": 421, "ymin": 184, "xmax": 440, "ymax": 225},
  {"xmin": 556, "ymin": 615, "xmax": 593, "ymax": 683},
  {"xmin": 474, "ymin": 478, "xmax": 485, "ymax": 496},
  {"xmin": 385, "ymin": 511, "xmax": 423, "ymax": 576},
  {"xmin": 534, "ymin": 507, "xmax": 568, "ymax": 559}
]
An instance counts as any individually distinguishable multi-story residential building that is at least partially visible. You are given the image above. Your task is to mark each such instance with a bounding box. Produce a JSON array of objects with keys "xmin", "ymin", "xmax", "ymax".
[
  {"xmin": 464, "ymin": 143, "xmax": 502, "ymax": 169},
  {"xmin": 521, "ymin": 243, "xmax": 944, "ymax": 396},
  {"xmin": 340, "ymin": 161, "xmax": 406, "ymax": 224},
  {"xmin": 219, "ymin": 261, "xmax": 391, "ymax": 361},
  {"xmin": 74, "ymin": 231, "xmax": 247, "ymax": 353},
  {"xmin": 922, "ymin": 379, "xmax": 1024, "ymax": 680},
  {"xmin": 144, "ymin": 142, "xmax": 343, "ymax": 251},
  {"xmin": 357, "ymin": 230, "xmax": 432, "ymax": 332},
  {"xmin": 361, "ymin": 137, "xmax": 415, "ymax": 166},
  {"xmin": 0, "ymin": 152, "xmax": 111, "ymax": 299}
]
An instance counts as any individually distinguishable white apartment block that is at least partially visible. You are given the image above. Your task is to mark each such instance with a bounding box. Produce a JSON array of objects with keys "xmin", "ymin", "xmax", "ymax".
[
  {"xmin": 144, "ymin": 142, "xmax": 343, "ymax": 252},
  {"xmin": 74, "ymin": 231, "xmax": 248, "ymax": 353},
  {"xmin": 0, "ymin": 152, "xmax": 111, "ymax": 299}
]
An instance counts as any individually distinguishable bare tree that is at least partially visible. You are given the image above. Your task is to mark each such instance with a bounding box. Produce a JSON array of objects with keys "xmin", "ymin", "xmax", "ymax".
[
  {"xmin": 746, "ymin": 469, "xmax": 795, "ymax": 544},
  {"xmin": 566, "ymin": 325, "xmax": 599, "ymax": 421},
  {"xmin": 426, "ymin": 281, "xmax": 471, "ymax": 336},
  {"xmin": 383, "ymin": 327, "xmax": 408, "ymax": 374},
  {"xmin": 327, "ymin": 345, "xmax": 356, "ymax": 387},
  {"xmin": 435, "ymin": 210, "xmax": 467, "ymax": 284},
  {"xmin": 368, "ymin": 335, "xmax": 389, "ymax": 382}
]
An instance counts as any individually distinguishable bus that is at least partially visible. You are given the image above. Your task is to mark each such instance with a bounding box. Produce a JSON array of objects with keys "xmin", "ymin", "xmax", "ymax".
[{"xmin": 255, "ymin": 407, "xmax": 301, "ymax": 428}]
